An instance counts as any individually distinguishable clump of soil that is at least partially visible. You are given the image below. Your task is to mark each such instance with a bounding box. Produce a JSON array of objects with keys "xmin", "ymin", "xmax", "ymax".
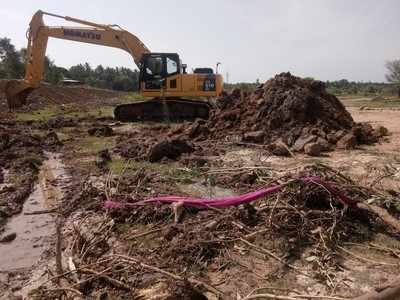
[
  {"xmin": 43, "ymin": 115, "xmax": 77, "ymax": 129},
  {"xmin": 116, "ymin": 138, "xmax": 149, "ymax": 159},
  {"xmin": 42, "ymin": 131, "xmax": 63, "ymax": 149},
  {"xmin": 177, "ymin": 73, "xmax": 389, "ymax": 155},
  {"xmin": 88, "ymin": 125, "xmax": 114, "ymax": 137},
  {"xmin": 148, "ymin": 139, "xmax": 194, "ymax": 162},
  {"xmin": 115, "ymin": 128, "xmax": 196, "ymax": 162},
  {"xmin": 95, "ymin": 149, "xmax": 112, "ymax": 170},
  {"xmin": 114, "ymin": 130, "xmax": 156, "ymax": 160}
]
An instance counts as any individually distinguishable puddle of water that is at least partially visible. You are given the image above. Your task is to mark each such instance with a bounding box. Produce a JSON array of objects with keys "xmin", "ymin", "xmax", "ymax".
[
  {"xmin": 222, "ymin": 149, "xmax": 257, "ymax": 165},
  {"xmin": 179, "ymin": 181, "xmax": 234, "ymax": 198},
  {"xmin": 0, "ymin": 185, "xmax": 54, "ymax": 271},
  {"xmin": 0, "ymin": 152, "xmax": 68, "ymax": 272},
  {"xmin": 0, "ymin": 168, "xmax": 10, "ymax": 191}
]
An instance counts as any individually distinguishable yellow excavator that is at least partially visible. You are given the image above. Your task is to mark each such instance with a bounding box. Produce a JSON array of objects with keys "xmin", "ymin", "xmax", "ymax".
[{"xmin": 0, "ymin": 10, "xmax": 223, "ymax": 121}]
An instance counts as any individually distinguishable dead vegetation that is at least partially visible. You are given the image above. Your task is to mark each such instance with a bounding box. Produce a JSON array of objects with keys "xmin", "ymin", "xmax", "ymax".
[
  {"xmin": 23, "ymin": 162, "xmax": 400, "ymax": 300},
  {"xmin": 1, "ymin": 75, "xmax": 400, "ymax": 300}
]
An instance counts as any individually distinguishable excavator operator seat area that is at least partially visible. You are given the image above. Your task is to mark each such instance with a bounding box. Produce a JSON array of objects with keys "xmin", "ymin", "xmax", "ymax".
[{"xmin": 140, "ymin": 53, "xmax": 180, "ymax": 90}]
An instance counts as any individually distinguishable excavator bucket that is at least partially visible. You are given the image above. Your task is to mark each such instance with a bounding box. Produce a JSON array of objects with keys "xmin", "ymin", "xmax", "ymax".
[{"xmin": 0, "ymin": 79, "xmax": 34, "ymax": 109}]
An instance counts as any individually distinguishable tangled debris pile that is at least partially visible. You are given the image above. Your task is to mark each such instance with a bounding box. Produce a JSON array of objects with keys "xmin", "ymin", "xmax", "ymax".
[
  {"xmin": 175, "ymin": 73, "xmax": 389, "ymax": 156},
  {"xmin": 2, "ymin": 79, "xmax": 397, "ymax": 299},
  {"xmin": 30, "ymin": 163, "xmax": 400, "ymax": 299}
]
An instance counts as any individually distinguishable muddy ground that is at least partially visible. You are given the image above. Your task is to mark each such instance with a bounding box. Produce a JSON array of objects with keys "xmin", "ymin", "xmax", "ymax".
[{"xmin": 0, "ymin": 85, "xmax": 399, "ymax": 300}]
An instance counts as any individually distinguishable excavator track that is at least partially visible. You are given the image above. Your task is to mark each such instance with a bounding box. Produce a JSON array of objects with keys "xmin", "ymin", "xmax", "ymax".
[{"xmin": 114, "ymin": 98, "xmax": 211, "ymax": 122}]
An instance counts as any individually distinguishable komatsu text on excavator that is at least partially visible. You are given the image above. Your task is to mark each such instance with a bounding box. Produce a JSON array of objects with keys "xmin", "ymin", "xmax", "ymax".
[{"xmin": 0, "ymin": 10, "xmax": 223, "ymax": 121}]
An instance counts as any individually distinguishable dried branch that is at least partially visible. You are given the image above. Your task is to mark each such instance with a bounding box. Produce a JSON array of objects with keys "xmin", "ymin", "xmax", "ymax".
[
  {"xmin": 112, "ymin": 254, "xmax": 224, "ymax": 297},
  {"xmin": 353, "ymin": 275, "xmax": 400, "ymax": 300},
  {"xmin": 238, "ymin": 238, "xmax": 308, "ymax": 275},
  {"xmin": 338, "ymin": 246, "xmax": 398, "ymax": 266},
  {"xmin": 55, "ymin": 217, "xmax": 63, "ymax": 277},
  {"xmin": 81, "ymin": 267, "xmax": 132, "ymax": 291}
]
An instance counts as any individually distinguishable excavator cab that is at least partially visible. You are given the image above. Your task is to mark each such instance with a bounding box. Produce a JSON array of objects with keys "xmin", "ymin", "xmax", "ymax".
[
  {"xmin": 139, "ymin": 53, "xmax": 222, "ymax": 100},
  {"xmin": 140, "ymin": 53, "xmax": 180, "ymax": 90}
]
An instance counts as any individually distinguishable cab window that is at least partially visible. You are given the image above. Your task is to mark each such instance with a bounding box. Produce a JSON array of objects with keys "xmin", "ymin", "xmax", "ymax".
[
  {"xmin": 146, "ymin": 56, "xmax": 163, "ymax": 76},
  {"xmin": 166, "ymin": 56, "xmax": 178, "ymax": 75}
]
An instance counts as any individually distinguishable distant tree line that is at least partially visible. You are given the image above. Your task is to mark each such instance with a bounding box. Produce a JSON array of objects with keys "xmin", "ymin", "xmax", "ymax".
[
  {"xmin": 0, "ymin": 37, "xmax": 139, "ymax": 92},
  {"xmin": 225, "ymin": 78, "xmax": 399, "ymax": 97},
  {"xmin": 224, "ymin": 82, "xmax": 260, "ymax": 92},
  {"xmin": 325, "ymin": 79, "xmax": 398, "ymax": 96},
  {"xmin": 1, "ymin": 37, "xmax": 399, "ymax": 96}
]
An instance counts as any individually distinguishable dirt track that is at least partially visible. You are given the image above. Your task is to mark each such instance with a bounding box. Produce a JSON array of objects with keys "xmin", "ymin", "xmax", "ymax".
[
  {"xmin": 0, "ymin": 84, "xmax": 399, "ymax": 300},
  {"xmin": 350, "ymin": 107, "xmax": 400, "ymax": 154}
]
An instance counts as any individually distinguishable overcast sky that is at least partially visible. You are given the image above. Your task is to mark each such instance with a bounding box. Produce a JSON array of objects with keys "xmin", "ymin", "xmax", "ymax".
[{"xmin": 1, "ymin": 0, "xmax": 399, "ymax": 83}]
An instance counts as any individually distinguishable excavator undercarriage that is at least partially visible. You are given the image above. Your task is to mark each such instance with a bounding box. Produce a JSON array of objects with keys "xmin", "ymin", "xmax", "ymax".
[{"xmin": 114, "ymin": 98, "xmax": 211, "ymax": 122}]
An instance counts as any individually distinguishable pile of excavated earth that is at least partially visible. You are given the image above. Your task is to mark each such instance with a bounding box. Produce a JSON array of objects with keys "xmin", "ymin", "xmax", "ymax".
[
  {"xmin": 170, "ymin": 72, "xmax": 389, "ymax": 157},
  {"xmin": 114, "ymin": 73, "xmax": 390, "ymax": 163}
]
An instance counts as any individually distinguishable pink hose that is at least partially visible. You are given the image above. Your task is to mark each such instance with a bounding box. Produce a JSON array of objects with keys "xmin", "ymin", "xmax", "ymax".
[{"xmin": 104, "ymin": 176, "xmax": 357, "ymax": 210}]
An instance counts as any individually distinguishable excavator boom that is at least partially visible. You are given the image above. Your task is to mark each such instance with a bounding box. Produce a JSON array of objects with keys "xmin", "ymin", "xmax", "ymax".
[
  {"xmin": 2, "ymin": 10, "xmax": 149, "ymax": 109},
  {"xmin": 1, "ymin": 10, "xmax": 223, "ymax": 121}
]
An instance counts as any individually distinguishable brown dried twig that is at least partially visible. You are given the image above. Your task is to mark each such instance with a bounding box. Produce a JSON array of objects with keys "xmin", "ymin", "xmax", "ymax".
[
  {"xmin": 111, "ymin": 253, "xmax": 224, "ymax": 297},
  {"xmin": 55, "ymin": 217, "xmax": 63, "ymax": 277},
  {"xmin": 238, "ymin": 238, "xmax": 308, "ymax": 276}
]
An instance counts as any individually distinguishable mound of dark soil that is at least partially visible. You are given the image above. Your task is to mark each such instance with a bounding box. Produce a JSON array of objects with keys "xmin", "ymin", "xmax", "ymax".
[
  {"xmin": 88, "ymin": 125, "xmax": 114, "ymax": 137},
  {"xmin": 148, "ymin": 139, "xmax": 194, "ymax": 162},
  {"xmin": 95, "ymin": 149, "xmax": 112, "ymax": 170},
  {"xmin": 114, "ymin": 135, "xmax": 153, "ymax": 160},
  {"xmin": 44, "ymin": 116, "xmax": 77, "ymax": 129},
  {"xmin": 115, "ymin": 127, "xmax": 196, "ymax": 162},
  {"xmin": 43, "ymin": 131, "xmax": 63, "ymax": 149},
  {"xmin": 177, "ymin": 73, "xmax": 388, "ymax": 155}
]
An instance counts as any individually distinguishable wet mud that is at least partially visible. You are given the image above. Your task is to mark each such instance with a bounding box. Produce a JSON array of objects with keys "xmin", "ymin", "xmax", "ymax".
[{"xmin": 0, "ymin": 152, "xmax": 69, "ymax": 272}]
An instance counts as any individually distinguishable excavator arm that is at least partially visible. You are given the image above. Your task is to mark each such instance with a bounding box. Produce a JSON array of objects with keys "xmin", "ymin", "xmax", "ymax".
[{"xmin": 1, "ymin": 10, "xmax": 150, "ymax": 108}]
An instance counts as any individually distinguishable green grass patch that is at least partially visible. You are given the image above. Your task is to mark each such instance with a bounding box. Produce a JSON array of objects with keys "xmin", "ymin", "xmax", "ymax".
[
  {"xmin": 64, "ymin": 106, "xmax": 115, "ymax": 119},
  {"xmin": 77, "ymin": 136, "xmax": 116, "ymax": 154},
  {"xmin": 15, "ymin": 93, "xmax": 147, "ymax": 122},
  {"xmin": 16, "ymin": 104, "xmax": 116, "ymax": 122},
  {"xmin": 107, "ymin": 157, "xmax": 129, "ymax": 174},
  {"xmin": 105, "ymin": 156, "xmax": 201, "ymax": 184},
  {"xmin": 15, "ymin": 107, "xmax": 59, "ymax": 122},
  {"xmin": 122, "ymin": 92, "xmax": 147, "ymax": 102}
]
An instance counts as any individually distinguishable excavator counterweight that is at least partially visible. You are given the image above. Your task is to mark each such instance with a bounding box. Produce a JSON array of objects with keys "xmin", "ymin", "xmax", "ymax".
[{"xmin": 0, "ymin": 10, "xmax": 223, "ymax": 121}]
